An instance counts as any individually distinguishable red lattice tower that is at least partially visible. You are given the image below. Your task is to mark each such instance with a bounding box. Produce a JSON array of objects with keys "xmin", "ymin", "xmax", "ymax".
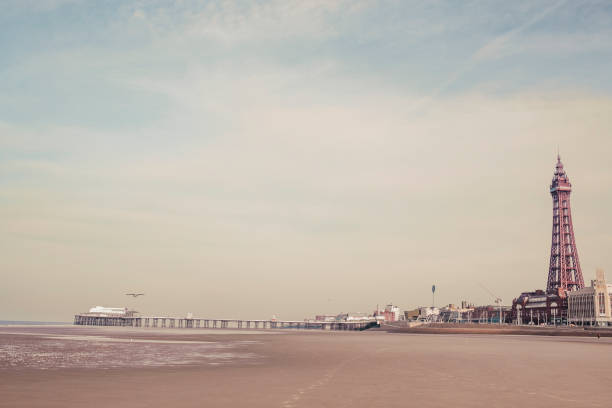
[{"xmin": 547, "ymin": 155, "xmax": 584, "ymax": 294}]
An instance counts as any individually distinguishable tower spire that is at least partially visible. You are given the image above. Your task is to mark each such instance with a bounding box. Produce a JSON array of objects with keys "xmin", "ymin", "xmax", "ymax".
[{"xmin": 547, "ymin": 155, "xmax": 584, "ymax": 295}]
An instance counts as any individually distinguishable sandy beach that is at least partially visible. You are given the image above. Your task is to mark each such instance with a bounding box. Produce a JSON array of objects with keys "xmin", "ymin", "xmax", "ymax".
[
  {"xmin": 382, "ymin": 322, "xmax": 612, "ymax": 337},
  {"xmin": 1, "ymin": 326, "xmax": 612, "ymax": 407}
]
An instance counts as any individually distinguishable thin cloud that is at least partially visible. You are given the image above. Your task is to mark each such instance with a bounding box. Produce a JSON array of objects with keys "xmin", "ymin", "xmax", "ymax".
[
  {"xmin": 473, "ymin": 0, "xmax": 568, "ymax": 61},
  {"xmin": 410, "ymin": 0, "xmax": 568, "ymax": 113}
]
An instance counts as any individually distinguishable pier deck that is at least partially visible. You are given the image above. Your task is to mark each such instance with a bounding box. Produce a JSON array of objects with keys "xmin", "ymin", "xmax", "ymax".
[{"xmin": 73, "ymin": 315, "xmax": 375, "ymax": 330}]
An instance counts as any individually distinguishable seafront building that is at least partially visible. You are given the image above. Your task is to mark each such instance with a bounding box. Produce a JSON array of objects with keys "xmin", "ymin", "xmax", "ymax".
[
  {"xmin": 512, "ymin": 290, "xmax": 563, "ymax": 325},
  {"xmin": 403, "ymin": 308, "xmax": 420, "ymax": 320},
  {"xmin": 373, "ymin": 304, "xmax": 402, "ymax": 321},
  {"xmin": 567, "ymin": 269, "xmax": 612, "ymax": 326},
  {"xmin": 407, "ymin": 307, "xmax": 439, "ymax": 322},
  {"xmin": 436, "ymin": 304, "xmax": 511, "ymax": 324}
]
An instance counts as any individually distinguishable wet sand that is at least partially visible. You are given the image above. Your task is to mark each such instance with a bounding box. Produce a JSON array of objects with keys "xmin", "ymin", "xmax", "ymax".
[
  {"xmin": 382, "ymin": 322, "xmax": 612, "ymax": 337},
  {"xmin": 1, "ymin": 326, "xmax": 611, "ymax": 407}
]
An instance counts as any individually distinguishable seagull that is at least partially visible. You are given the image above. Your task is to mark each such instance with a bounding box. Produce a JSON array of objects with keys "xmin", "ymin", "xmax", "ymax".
[{"xmin": 125, "ymin": 293, "xmax": 144, "ymax": 298}]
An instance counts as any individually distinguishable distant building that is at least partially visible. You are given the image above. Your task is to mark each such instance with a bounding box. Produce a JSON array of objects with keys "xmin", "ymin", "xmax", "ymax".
[
  {"xmin": 436, "ymin": 303, "xmax": 510, "ymax": 323},
  {"xmin": 374, "ymin": 304, "xmax": 401, "ymax": 321},
  {"xmin": 315, "ymin": 315, "xmax": 337, "ymax": 322},
  {"xmin": 344, "ymin": 312, "xmax": 372, "ymax": 322},
  {"xmin": 440, "ymin": 304, "xmax": 469, "ymax": 323},
  {"xmin": 469, "ymin": 305, "xmax": 511, "ymax": 324},
  {"xmin": 388, "ymin": 304, "xmax": 401, "ymax": 321},
  {"xmin": 85, "ymin": 306, "xmax": 135, "ymax": 317},
  {"xmin": 316, "ymin": 313, "xmax": 374, "ymax": 322},
  {"xmin": 418, "ymin": 307, "xmax": 439, "ymax": 322},
  {"xmin": 460, "ymin": 300, "xmax": 474, "ymax": 309},
  {"xmin": 567, "ymin": 269, "xmax": 612, "ymax": 326},
  {"xmin": 512, "ymin": 290, "xmax": 564, "ymax": 325},
  {"xmin": 404, "ymin": 308, "xmax": 420, "ymax": 321}
]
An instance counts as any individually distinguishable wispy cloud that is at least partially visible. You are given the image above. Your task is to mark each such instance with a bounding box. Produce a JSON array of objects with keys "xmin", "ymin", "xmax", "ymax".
[
  {"xmin": 409, "ymin": 0, "xmax": 572, "ymax": 112},
  {"xmin": 473, "ymin": 0, "xmax": 568, "ymax": 61}
]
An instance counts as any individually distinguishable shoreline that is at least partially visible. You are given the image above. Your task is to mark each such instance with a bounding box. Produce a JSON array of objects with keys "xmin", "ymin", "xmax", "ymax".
[{"xmin": 381, "ymin": 322, "xmax": 612, "ymax": 337}]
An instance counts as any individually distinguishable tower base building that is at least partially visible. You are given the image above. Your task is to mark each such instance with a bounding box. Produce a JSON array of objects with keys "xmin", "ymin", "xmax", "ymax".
[
  {"xmin": 512, "ymin": 290, "xmax": 565, "ymax": 325},
  {"xmin": 567, "ymin": 269, "xmax": 612, "ymax": 326}
]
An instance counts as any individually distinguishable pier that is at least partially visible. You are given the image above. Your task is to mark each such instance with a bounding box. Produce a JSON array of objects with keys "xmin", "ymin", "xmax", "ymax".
[{"xmin": 73, "ymin": 315, "xmax": 376, "ymax": 331}]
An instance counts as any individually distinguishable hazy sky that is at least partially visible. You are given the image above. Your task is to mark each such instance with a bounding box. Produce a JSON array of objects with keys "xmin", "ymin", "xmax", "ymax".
[{"xmin": 2, "ymin": 0, "xmax": 612, "ymax": 321}]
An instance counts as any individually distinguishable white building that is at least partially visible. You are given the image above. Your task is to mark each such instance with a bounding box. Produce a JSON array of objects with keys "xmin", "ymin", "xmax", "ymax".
[
  {"xmin": 418, "ymin": 306, "xmax": 440, "ymax": 322},
  {"xmin": 86, "ymin": 306, "xmax": 129, "ymax": 317},
  {"xmin": 567, "ymin": 269, "xmax": 612, "ymax": 326},
  {"xmin": 345, "ymin": 313, "xmax": 374, "ymax": 322},
  {"xmin": 385, "ymin": 304, "xmax": 401, "ymax": 321}
]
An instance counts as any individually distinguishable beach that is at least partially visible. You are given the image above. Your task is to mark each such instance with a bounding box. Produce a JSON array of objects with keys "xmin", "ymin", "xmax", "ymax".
[{"xmin": 1, "ymin": 326, "xmax": 611, "ymax": 407}]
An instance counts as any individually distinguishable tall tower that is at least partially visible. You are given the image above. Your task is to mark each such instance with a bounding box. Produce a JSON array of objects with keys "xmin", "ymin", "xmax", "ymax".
[{"xmin": 547, "ymin": 155, "xmax": 584, "ymax": 294}]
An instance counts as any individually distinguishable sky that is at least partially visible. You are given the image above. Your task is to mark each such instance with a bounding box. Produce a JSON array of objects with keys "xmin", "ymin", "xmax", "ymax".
[{"xmin": 2, "ymin": 0, "xmax": 612, "ymax": 321}]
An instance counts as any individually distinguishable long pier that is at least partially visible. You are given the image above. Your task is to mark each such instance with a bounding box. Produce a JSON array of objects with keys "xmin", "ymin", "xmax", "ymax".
[{"xmin": 73, "ymin": 315, "xmax": 376, "ymax": 331}]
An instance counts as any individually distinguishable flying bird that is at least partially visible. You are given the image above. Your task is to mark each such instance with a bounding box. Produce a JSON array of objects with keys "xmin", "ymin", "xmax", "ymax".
[{"xmin": 125, "ymin": 293, "xmax": 144, "ymax": 297}]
